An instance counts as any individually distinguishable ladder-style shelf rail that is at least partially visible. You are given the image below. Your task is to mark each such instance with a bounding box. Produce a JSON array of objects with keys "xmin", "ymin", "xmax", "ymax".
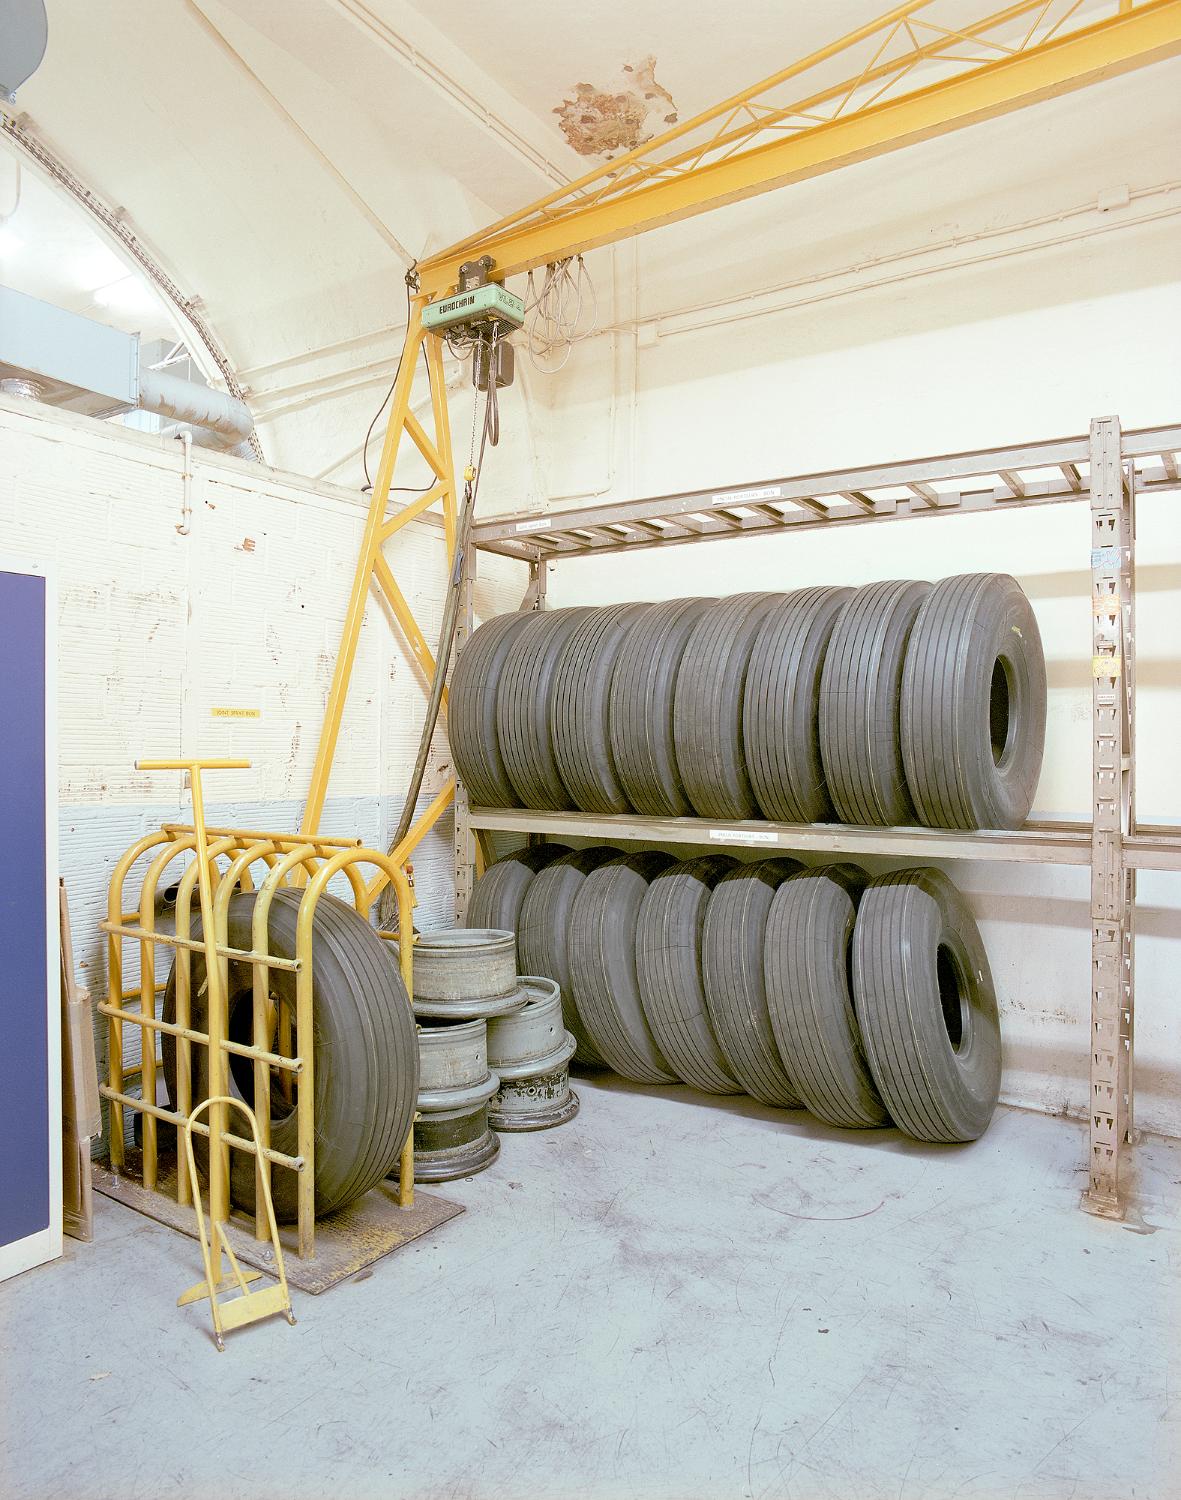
[{"xmin": 471, "ymin": 423, "xmax": 1181, "ymax": 562}]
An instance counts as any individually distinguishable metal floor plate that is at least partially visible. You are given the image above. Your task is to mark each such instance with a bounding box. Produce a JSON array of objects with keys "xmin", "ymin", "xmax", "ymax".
[{"xmin": 93, "ymin": 1156, "xmax": 464, "ymax": 1295}]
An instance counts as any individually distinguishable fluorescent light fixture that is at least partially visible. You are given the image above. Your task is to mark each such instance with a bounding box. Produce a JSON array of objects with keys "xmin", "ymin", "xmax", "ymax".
[
  {"xmin": 72, "ymin": 244, "xmax": 131, "ymax": 291},
  {"xmin": 91, "ymin": 274, "xmax": 161, "ymax": 318},
  {"xmin": 0, "ymin": 224, "xmax": 21, "ymax": 257},
  {"xmin": 90, "ymin": 279, "xmax": 123, "ymax": 308}
]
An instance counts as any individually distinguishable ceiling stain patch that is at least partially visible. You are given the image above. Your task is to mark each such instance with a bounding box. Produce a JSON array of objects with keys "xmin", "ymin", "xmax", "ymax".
[{"xmin": 554, "ymin": 56, "xmax": 678, "ymax": 159}]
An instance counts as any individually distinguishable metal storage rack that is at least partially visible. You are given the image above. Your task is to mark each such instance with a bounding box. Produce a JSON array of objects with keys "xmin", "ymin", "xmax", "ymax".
[{"xmin": 453, "ymin": 416, "xmax": 1181, "ymax": 1220}]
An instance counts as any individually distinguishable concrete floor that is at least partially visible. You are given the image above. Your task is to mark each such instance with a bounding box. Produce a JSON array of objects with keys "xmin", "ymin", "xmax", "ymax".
[{"xmin": 1, "ymin": 1081, "xmax": 1177, "ymax": 1500}]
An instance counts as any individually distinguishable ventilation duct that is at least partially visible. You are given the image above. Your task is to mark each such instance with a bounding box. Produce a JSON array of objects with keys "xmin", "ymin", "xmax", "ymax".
[{"xmin": 0, "ymin": 285, "xmax": 254, "ymax": 450}]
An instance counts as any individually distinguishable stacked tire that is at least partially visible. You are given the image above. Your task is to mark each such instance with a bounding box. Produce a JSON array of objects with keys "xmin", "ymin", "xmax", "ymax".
[
  {"xmin": 468, "ymin": 847, "xmax": 1003, "ymax": 1145},
  {"xmin": 449, "ymin": 575, "xmax": 1046, "ymax": 831}
]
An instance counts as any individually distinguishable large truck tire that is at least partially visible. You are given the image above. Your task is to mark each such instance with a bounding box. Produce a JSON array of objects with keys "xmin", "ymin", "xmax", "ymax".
[
  {"xmin": 764, "ymin": 864, "xmax": 888, "ymax": 1128},
  {"xmin": 819, "ymin": 580, "xmax": 931, "ymax": 826},
  {"xmin": 609, "ymin": 597, "xmax": 714, "ymax": 817},
  {"xmin": 163, "ymin": 890, "xmax": 418, "ymax": 1221},
  {"xmin": 744, "ymin": 586, "xmax": 852, "ymax": 823},
  {"xmin": 700, "ymin": 858, "xmax": 804, "ymax": 1106},
  {"xmin": 517, "ymin": 846, "xmax": 620, "ymax": 1065},
  {"xmin": 567, "ymin": 850, "xmax": 678, "ymax": 1084},
  {"xmin": 635, "ymin": 855, "xmax": 741, "ymax": 1094},
  {"xmin": 552, "ymin": 602, "xmax": 651, "ymax": 813},
  {"xmin": 673, "ymin": 593, "xmax": 783, "ymax": 819},
  {"xmin": 449, "ymin": 610, "xmax": 537, "ymax": 807},
  {"xmin": 466, "ymin": 845, "xmax": 566, "ymax": 944},
  {"xmin": 900, "ymin": 574, "xmax": 1046, "ymax": 829},
  {"xmin": 497, "ymin": 607, "xmax": 594, "ymax": 810},
  {"xmin": 852, "ymin": 867, "xmax": 1001, "ymax": 1142}
]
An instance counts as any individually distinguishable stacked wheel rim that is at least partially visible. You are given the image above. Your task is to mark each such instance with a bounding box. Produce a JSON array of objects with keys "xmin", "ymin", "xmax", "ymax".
[
  {"xmin": 487, "ymin": 977, "xmax": 580, "ymax": 1131},
  {"xmin": 410, "ymin": 1018, "xmax": 501, "ymax": 1181},
  {"xmin": 409, "ymin": 929, "xmax": 527, "ymax": 1019}
]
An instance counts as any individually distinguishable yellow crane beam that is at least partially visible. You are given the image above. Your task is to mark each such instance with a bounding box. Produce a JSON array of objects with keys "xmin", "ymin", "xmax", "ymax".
[
  {"xmin": 302, "ymin": 0, "xmax": 1181, "ymax": 852},
  {"xmin": 417, "ymin": 0, "xmax": 1181, "ymax": 297}
]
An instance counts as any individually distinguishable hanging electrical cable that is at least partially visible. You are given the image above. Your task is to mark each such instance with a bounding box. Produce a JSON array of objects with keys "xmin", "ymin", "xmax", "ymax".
[
  {"xmin": 360, "ymin": 268, "xmax": 439, "ymax": 495},
  {"xmin": 523, "ymin": 255, "xmax": 598, "ymax": 372},
  {"xmin": 377, "ymin": 327, "xmax": 503, "ymax": 929}
]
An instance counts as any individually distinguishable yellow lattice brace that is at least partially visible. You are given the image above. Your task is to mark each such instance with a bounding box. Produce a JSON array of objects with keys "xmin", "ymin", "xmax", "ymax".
[
  {"xmin": 417, "ymin": 0, "xmax": 1181, "ymax": 295},
  {"xmin": 373, "ymin": 553, "xmax": 447, "ymax": 707}
]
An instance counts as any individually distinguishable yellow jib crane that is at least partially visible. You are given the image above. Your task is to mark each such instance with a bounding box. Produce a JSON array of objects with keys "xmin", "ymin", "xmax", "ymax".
[{"xmin": 300, "ymin": 0, "xmax": 1181, "ymax": 883}]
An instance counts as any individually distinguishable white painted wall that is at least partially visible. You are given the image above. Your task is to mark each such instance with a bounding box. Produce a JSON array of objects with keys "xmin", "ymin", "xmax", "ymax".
[
  {"xmin": 6, "ymin": 21, "xmax": 1178, "ymax": 1139},
  {"xmin": 0, "ymin": 394, "xmax": 525, "ymax": 1124},
  {"xmin": 526, "ymin": 190, "xmax": 1181, "ymax": 1137}
]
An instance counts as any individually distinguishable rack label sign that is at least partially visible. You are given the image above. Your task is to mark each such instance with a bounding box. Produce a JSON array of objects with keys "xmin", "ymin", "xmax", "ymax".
[
  {"xmin": 709, "ymin": 828, "xmax": 778, "ymax": 846},
  {"xmin": 1090, "ymin": 546, "xmax": 1122, "ymax": 571},
  {"xmin": 211, "ymin": 706, "xmax": 261, "ymax": 719},
  {"xmin": 712, "ymin": 486, "xmax": 783, "ymax": 506},
  {"xmin": 515, "ymin": 518, "xmax": 551, "ymax": 532}
]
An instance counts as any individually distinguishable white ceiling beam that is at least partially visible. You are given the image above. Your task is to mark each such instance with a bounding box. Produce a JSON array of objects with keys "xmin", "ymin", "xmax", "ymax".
[
  {"xmin": 326, "ymin": 0, "xmax": 579, "ymax": 189},
  {"xmin": 186, "ymin": 0, "xmax": 416, "ymax": 265}
]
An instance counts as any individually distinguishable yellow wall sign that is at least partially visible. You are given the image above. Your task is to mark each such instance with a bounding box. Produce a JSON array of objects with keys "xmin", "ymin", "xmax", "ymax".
[{"xmin": 210, "ymin": 707, "xmax": 262, "ymax": 719}]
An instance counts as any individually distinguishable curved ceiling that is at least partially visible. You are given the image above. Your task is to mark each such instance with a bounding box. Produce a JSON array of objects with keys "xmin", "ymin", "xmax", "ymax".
[{"xmin": 4, "ymin": 0, "xmax": 1180, "ymax": 487}]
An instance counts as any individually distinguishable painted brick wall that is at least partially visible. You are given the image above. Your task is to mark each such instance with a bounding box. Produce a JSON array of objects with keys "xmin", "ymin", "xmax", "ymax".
[{"xmin": 0, "ymin": 395, "xmax": 525, "ymax": 1134}]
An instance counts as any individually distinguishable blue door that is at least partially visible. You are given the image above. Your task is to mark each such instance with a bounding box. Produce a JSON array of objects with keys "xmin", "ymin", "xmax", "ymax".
[{"xmin": 0, "ymin": 564, "xmax": 58, "ymax": 1278}]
